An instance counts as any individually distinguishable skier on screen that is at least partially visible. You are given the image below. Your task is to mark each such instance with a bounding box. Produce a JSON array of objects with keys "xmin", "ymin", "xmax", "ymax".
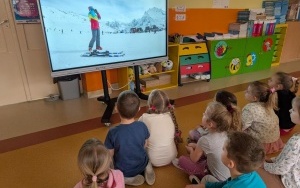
[{"xmin": 88, "ymin": 6, "xmax": 102, "ymax": 52}]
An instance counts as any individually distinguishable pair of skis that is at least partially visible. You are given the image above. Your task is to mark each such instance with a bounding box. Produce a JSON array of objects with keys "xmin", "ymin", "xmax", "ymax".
[{"xmin": 81, "ymin": 50, "xmax": 125, "ymax": 57}]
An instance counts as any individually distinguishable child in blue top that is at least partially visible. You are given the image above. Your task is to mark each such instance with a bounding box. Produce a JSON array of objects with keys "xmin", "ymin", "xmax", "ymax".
[
  {"xmin": 268, "ymin": 72, "xmax": 299, "ymax": 135},
  {"xmin": 185, "ymin": 132, "xmax": 266, "ymax": 188},
  {"xmin": 104, "ymin": 91, "xmax": 155, "ymax": 186}
]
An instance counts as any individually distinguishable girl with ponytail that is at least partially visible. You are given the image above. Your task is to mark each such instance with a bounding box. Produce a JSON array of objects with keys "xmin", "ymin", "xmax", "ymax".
[
  {"xmin": 242, "ymin": 81, "xmax": 284, "ymax": 154},
  {"xmin": 138, "ymin": 89, "xmax": 178, "ymax": 167},
  {"xmin": 74, "ymin": 138, "xmax": 124, "ymax": 188}
]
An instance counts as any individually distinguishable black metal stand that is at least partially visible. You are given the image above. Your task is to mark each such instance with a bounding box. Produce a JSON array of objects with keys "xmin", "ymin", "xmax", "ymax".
[
  {"xmin": 133, "ymin": 65, "xmax": 149, "ymax": 100},
  {"xmin": 97, "ymin": 70, "xmax": 117, "ymax": 125},
  {"xmin": 97, "ymin": 66, "xmax": 174, "ymax": 125}
]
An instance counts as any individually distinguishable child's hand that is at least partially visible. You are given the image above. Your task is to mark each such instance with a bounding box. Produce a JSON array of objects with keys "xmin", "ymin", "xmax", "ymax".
[
  {"xmin": 187, "ymin": 142, "xmax": 197, "ymax": 149},
  {"xmin": 265, "ymin": 157, "xmax": 273, "ymax": 163},
  {"xmin": 185, "ymin": 145, "xmax": 194, "ymax": 153}
]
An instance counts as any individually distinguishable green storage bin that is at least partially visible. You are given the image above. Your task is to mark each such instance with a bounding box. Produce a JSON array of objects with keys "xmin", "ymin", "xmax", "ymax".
[{"xmin": 180, "ymin": 54, "xmax": 209, "ymax": 66}]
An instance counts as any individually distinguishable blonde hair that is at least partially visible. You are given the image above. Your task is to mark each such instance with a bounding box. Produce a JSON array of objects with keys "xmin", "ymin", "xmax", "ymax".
[
  {"xmin": 205, "ymin": 102, "xmax": 242, "ymax": 132},
  {"xmin": 77, "ymin": 138, "xmax": 112, "ymax": 188},
  {"xmin": 147, "ymin": 89, "xmax": 170, "ymax": 114},
  {"xmin": 249, "ymin": 81, "xmax": 278, "ymax": 110},
  {"xmin": 274, "ymin": 72, "xmax": 299, "ymax": 93}
]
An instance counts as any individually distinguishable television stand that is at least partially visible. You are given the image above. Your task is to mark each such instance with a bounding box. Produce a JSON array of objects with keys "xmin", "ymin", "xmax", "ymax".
[
  {"xmin": 97, "ymin": 66, "xmax": 148, "ymax": 126},
  {"xmin": 97, "ymin": 70, "xmax": 117, "ymax": 126}
]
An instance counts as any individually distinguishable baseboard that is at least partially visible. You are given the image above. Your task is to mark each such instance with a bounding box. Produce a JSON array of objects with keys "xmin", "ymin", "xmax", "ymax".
[{"xmin": 84, "ymin": 83, "xmax": 119, "ymax": 98}]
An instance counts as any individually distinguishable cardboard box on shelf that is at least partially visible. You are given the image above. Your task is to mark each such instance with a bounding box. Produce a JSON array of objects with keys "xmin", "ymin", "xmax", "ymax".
[
  {"xmin": 140, "ymin": 77, "xmax": 160, "ymax": 88},
  {"xmin": 153, "ymin": 74, "xmax": 172, "ymax": 85}
]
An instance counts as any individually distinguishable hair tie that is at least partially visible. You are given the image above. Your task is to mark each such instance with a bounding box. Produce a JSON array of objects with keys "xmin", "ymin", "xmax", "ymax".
[
  {"xmin": 292, "ymin": 77, "xmax": 298, "ymax": 82},
  {"xmin": 150, "ymin": 105, "xmax": 156, "ymax": 111},
  {"xmin": 92, "ymin": 176, "xmax": 97, "ymax": 182},
  {"xmin": 168, "ymin": 103, "xmax": 173, "ymax": 108},
  {"xmin": 226, "ymin": 105, "xmax": 234, "ymax": 113},
  {"xmin": 270, "ymin": 87, "xmax": 276, "ymax": 93}
]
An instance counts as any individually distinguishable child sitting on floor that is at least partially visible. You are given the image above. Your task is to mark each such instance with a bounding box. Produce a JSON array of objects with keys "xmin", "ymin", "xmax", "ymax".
[
  {"xmin": 174, "ymin": 101, "xmax": 241, "ymax": 182},
  {"xmin": 74, "ymin": 138, "xmax": 125, "ymax": 188},
  {"xmin": 242, "ymin": 81, "xmax": 284, "ymax": 154},
  {"xmin": 187, "ymin": 90, "xmax": 240, "ymax": 143},
  {"xmin": 185, "ymin": 131, "xmax": 266, "ymax": 188},
  {"xmin": 268, "ymin": 72, "xmax": 299, "ymax": 135},
  {"xmin": 104, "ymin": 91, "xmax": 155, "ymax": 186},
  {"xmin": 258, "ymin": 96, "xmax": 300, "ymax": 188},
  {"xmin": 138, "ymin": 89, "xmax": 177, "ymax": 167}
]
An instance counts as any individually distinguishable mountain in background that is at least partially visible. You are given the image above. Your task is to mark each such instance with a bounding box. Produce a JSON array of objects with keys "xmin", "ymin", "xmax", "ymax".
[{"xmin": 42, "ymin": 6, "xmax": 166, "ymax": 33}]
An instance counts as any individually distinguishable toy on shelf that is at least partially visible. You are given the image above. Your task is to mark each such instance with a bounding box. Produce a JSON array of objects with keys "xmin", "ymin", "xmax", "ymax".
[
  {"xmin": 139, "ymin": 64, "xmax": 150, "ymax": 75},
  {"xmin": 128, "ymin": 67, "xmax": 135, "ymax": 91},
  {"xmin": 161, "ymin": 60, "xmax": 173, "ymax": 71},
  {"xmin": 148, "ymin": 64, "xmax": 157, "ymax": 74}
]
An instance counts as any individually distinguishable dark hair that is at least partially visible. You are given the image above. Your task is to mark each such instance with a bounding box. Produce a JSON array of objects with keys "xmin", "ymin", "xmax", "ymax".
[
  {"xmin": 274, "ymin": 72, "xmax": 299, "ymax": 93},
  {"xmin": 215, "ymin": 90, "xmax": 237, "ymax": 106},
  {"xmin": 215, "ymin": 90, "xmax": 241, "ymax": 130},
  {"xmin": 249, "ymin": 81, "xmax": 278, "ymax": 110},
  {"xmin": 116, "ymin": 90, "xmax": 140, "ymax": 119},
  {"xmin": 226, "ymin": 131, "xmax": 265, "ymax": 173}
]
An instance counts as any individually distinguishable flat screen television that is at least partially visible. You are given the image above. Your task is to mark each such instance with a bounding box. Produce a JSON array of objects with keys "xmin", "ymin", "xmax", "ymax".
[{"xmin": 38, "ymin": 0, "xmax": 168, "ymax": 77}]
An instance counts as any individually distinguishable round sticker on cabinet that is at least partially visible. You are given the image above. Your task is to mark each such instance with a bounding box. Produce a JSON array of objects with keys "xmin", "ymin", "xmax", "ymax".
[
  {"xmin": 246, "ymin": 52, "xmax": 257, "ymax": 67},
  {"xmin": 229, "ymin": 58, "xmax": 241, "ymax": 74},
  {"xmin": 262, "ymin": 38, "xmax": 273, "ymax": 52},
  {"xmin": 214, "ymin": 41, "xmax": 228, "ymax": 59}
]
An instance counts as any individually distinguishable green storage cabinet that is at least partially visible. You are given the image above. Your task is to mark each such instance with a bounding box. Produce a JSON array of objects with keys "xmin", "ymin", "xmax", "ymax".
[
  {"xmin": 243, "ymin": 37, "xmax": 263, "ymax": 74},
  {"xmin": 208, "ymin": 38, "xmax": 246, "ymax": 61},
  {"xmin": 258, "ymin": 35, "xmax": 277, "ymax": 70},
  {"xmin": 211, "ymin": 57, "xmax": 244, "ymax": 79}
]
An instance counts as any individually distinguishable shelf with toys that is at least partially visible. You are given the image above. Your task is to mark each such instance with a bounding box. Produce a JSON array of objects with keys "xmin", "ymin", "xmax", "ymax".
[{"xmin": 117, "ymin": 55, "xmax": 179, "ymax": 94}]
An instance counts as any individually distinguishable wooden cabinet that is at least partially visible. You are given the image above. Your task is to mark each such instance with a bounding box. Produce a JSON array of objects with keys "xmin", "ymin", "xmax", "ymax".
[
  {"xmin": 169, "ymin": 42, "xmax": 211, "ymax": 85},
  {"xmin": 272, "ymin": 24, "xmax": 288, "ymax": 66},
  {"xmin": 208, "ymin": 35, "xmax": 276, "ymax": 79}
]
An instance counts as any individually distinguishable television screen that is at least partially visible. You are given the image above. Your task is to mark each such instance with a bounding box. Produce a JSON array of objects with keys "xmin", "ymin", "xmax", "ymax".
[{"xmin": 38, "ymin": 0, "xmax": 168, "ymax": 77}]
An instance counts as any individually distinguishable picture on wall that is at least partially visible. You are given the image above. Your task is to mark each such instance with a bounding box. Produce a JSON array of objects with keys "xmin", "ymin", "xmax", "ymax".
[{"xmin": 12, "ymin": 0, "xmax": 40, "ymax": 23}]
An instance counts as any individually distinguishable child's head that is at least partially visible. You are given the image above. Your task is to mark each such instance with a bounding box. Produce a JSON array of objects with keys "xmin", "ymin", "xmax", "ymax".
[
  {"xmin": 215, "ymin": 90, "xmax": 237, "ymax": 106},
  {"xmin": 202, "ymin": 102, "xmax": 241, "ymax": 132},
  {"xmin": 77, "ymin": 138, "xmax": 112, "ymax": 188},
  {"xmin": 290, "ymin": 96, "xmax": 300, "ymax": 125},
  {"xmin": 245, "ymin": 81, "xmax": 277, "ymax": 110},
  {"xmin": 268, "ymin": 72, "xmax": 299, "ymax": 93},
  {"xmin": 116, "ymin": 90, "xmax": 140, "ymax": 119},
  {"xmin": 222, "ymin": 131, "xmax": 265, "ymax": 173},
  {"xmin": 147, "ymin": 89, "xmax": 171, "ymax": 114}
]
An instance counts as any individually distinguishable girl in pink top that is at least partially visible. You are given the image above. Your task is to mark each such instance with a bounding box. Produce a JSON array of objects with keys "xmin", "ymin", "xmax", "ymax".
[{"xmin": 74, "ymin": 138, "xmax": 124, "ymax": 188}]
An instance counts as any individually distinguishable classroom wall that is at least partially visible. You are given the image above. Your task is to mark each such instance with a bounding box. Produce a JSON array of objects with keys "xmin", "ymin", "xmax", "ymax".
[
  {"xmin": 0, "ymin": 0, "xmax": 298, "ymax": 106},
  {"xmin": 168, "ymin": 0, "xmax": 264, "ymax": 9}
]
